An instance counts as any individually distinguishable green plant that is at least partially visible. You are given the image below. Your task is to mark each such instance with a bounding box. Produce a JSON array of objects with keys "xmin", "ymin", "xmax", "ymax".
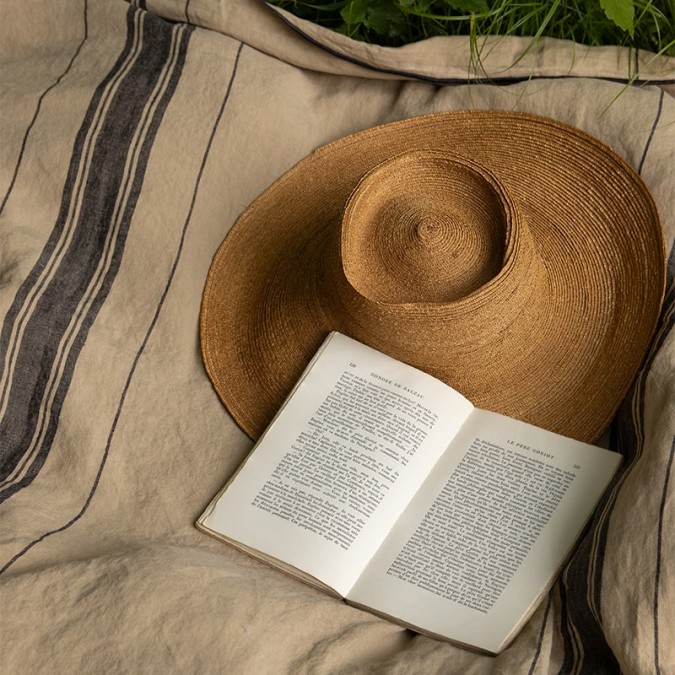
[{"xmin": 270, "ymin": 0, "xmax": 675, "ymax": 56}]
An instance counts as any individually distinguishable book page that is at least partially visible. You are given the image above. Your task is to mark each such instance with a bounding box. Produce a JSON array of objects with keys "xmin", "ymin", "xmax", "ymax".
[
  {"xmin": 199, "ymin": 333, "xmax": 474, "ymax": 596},
  {"xmin": 348, "ymin": 408, "xmax": 620, "ymax": 653}
]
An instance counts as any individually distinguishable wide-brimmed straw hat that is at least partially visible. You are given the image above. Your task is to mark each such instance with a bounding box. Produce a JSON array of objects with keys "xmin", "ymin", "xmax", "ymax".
[{"xmin": 200, "ymin": 111, "xmax": 665, "ymax": 443}]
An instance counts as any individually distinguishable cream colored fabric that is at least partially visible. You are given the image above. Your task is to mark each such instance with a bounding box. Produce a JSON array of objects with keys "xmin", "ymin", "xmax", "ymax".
[{"xmin": 0, "ymin": 1, "xmax": 673, "ymax": 673}]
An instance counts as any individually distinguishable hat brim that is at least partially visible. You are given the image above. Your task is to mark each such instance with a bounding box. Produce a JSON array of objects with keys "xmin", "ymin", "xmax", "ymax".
[{"xmin": 200, "ymin": 111, "xmax": 665, "ymax": 443}]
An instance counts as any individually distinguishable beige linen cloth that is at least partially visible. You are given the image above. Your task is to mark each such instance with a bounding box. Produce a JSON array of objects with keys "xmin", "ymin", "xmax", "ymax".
[{"xmin": 1, "ymin": 1, "xmax": 674, "ymax": 672}]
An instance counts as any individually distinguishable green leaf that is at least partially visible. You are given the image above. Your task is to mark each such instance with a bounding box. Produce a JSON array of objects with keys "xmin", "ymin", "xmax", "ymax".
[
  {"xmin": 340, "ymin": 0, "xmax": 368, "ymax": 26},
  {"xmin": 365, "ymin": 0, "xmax": 408, "ymax": 38},
  {"xmin": 599, "ymin": 0, "xmax": 635, "ymax": 36}
]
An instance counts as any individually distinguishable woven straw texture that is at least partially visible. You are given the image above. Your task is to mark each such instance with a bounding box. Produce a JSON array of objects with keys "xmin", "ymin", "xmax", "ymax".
[{"xmin": 201, "ymin": 110, "xmax": 665, "ymax": 443}]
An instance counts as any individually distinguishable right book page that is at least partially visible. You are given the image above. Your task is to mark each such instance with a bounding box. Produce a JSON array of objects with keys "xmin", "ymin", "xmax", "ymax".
[{"xmin": 347, "ymin": 408, "xmax": 621, "ymax": 654}]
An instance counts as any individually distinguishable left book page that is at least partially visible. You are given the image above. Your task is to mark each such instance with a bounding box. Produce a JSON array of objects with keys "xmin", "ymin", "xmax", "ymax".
[{"xmin": 197, "ymin": 332, "xmax": 474, "ymax": 597}]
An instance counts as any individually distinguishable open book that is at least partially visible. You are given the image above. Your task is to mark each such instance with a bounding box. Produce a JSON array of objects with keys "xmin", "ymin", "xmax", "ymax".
[{"xmin": 197, "ymin": 332, "xmax": 621, "ymax": 654}]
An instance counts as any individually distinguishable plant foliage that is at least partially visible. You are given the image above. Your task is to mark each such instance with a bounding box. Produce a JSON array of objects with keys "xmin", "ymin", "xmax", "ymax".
[{"xmin": 269, "ymin": 0, "xmax": 675, "ymax": 56}]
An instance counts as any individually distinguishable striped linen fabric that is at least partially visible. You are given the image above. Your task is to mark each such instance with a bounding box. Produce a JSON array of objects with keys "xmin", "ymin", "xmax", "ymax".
[{"xmin": 1, "ymin": 1, "xmax": 673, "ymax": 672}]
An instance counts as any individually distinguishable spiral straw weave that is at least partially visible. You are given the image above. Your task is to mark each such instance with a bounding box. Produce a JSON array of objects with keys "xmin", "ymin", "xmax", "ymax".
[{"xmin": 200, "ymin": 111, "xmax": 665, "ymax": 442}]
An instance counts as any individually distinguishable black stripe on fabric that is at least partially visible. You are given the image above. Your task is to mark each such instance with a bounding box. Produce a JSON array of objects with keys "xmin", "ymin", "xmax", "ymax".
[
  {"xmin": 556, "ymin": 579, "xmax": 577, "ymax": 675},
  {"xmin": 0, "ymin": 9, "xmax": 193, "ymax": 501},
  {"xmin": 0, "ymin": 41, "xmax": 244, "ymax": 576},
  {"xmin": 0, "ymin": 8, "xmax": 139, "ymax": 431},
  {"xmin": 260, "ymin": 1, "xmax": 675, "ymax": 87},
  {"xmin": 558, "ymin": 556, "xmax": 619, "ymax": 674},
  {"xmin": 185, "ymin": 0, "xmax": 192, "ymax": 24},
  {"xmin": 654, "ymin": 435, "xmax": 675, "ymax": 675},
  {"xmin": 528, "ymin": 592, "xmax": 552, "ymax": 675},
  {"xmin": 0, "ymin": 1, "xmax": 89, "ymax": 218},
  {"xmin": 638, "ymin": 89, "xmax": 664, "ymax": 175}
]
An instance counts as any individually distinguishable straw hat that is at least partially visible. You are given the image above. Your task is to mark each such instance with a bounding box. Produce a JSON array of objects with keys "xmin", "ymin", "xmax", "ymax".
[{"xmin": 200, "ymin": 111, "xmax": 665, "ymax": 443}]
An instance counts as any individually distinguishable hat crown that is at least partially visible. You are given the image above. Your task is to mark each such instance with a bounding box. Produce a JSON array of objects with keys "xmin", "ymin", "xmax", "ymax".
[
  {"xmin": 325, "ymin": 150, "xmax": 549, "ymax": 378},
  {"xmin": 340, "ymin": 151, "xmax": 509, "ymax": 304}
]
